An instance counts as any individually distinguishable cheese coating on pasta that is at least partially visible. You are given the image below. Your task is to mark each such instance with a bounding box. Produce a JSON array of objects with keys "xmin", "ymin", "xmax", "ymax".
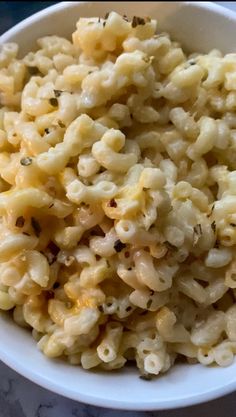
[{"xmin": 1, "ymin": 12, "xmax": 236, "ymax": 377}]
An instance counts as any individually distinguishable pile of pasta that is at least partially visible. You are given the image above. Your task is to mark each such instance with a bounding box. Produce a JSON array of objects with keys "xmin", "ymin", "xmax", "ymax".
[{"xmin": 1, "ymin": 11, "xmax": 236, "ymax": 377}]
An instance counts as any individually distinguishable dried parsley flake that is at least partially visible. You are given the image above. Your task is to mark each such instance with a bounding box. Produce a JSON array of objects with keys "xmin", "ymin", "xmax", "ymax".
[
  {"xmin": 31, "ymin": 217, "xmax": 41, "ymax": 237},
  {"xmin": 139, "ymin": 374, "xmax": 153, "ymax": 381},
  {"xmin": 54, "ymin": 89, "xmax": 63, "ymax": 98},
  {"xmin": 211, "ymin": 221, "xmax": 216, "ymax": 233},
  {"xmin": 49, "ymin": 97, "xmax": 58, "ymax": 107},
  {"xmin": 15, "ymin": 216, "xmax": 25, "ymax": 228},
  {"xmin": 20, "ymin": 157, "xmax": 32, "ymax": 166}
]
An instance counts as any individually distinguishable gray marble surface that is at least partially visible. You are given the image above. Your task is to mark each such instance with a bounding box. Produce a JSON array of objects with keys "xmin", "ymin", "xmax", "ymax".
[
  {"xmin": 1, "ymin": 2, "xmax": 236, "ymax": 416},
  {"xmin": 1, "ymin": 358, "xmax": 236, "ymax": 417}
]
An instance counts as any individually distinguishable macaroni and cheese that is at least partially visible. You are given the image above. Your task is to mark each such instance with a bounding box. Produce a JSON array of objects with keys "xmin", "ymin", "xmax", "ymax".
[{"xmin": 1, "ymin": 12, "xmax": 236, "ymax": 378}]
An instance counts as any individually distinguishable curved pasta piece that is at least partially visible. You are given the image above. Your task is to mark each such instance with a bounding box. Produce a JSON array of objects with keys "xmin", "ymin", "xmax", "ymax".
[{"xmin": 37, "ymin": 115, "xmax": 107, "ymax": 174}]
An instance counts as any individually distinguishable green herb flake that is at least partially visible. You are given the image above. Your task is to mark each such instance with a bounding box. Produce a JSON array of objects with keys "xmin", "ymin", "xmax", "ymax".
[
  {"xmin": 15, "ymin": 216, "xmax": 25, "ymax": 228},
  {"xmin": 58, "ymin": 120, "xmax": 65, "ymax": 128},
  {"xmin": 215, "ymin": 239, "xmax": 220, "ymax": 248},
  {"xmin": 207, "ymin": 204, "xmax": 215, "ymax": 217},
  {"xmin": 49, "ymin": 97, "xmax": 58, "ymax": 107},
  {"xmin": 132, "ymin": 16, "xmax": 146, "ymax": 28},
  {"xmin": 20, "ymin": 157, "xmax": 32, "ymax": 166},
  {"xmin": 54, "ymin": 89, "xmax": 63, "ymax": 98},
  {"xmin": 31, "ymin": 217, "xmax": 41, "ymax": 237},
  {"xmin": 211, "ymin": 221, "xmax": 216, "ymax": 233},
  {"xmin": 139, "ymin": 374, "xmax": 153, "ymax": 381}
]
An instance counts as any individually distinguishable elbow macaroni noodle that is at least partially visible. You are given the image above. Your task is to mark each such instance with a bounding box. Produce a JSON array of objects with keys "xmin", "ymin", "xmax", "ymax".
[{"xmin": 1, "ymin": 11, "xmax": 236, "ymax": 377}]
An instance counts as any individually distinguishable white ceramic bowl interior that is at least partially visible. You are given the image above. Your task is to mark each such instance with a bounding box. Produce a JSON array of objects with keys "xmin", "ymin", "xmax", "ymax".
[{"xmin": 1, "ymin": 1, "xmax": 236, "ymax": 411}]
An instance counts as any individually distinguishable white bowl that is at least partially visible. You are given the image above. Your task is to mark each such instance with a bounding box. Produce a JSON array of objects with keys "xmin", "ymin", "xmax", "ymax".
[{"xmin": 1, "ymin": 1, "xmax": 236, "ymax": 411}]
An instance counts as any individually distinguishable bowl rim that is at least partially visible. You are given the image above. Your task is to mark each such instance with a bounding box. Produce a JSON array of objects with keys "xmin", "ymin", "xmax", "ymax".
[
  {"xmin": 0, "ymin": 1, "xmax": 235, "ymax": 43},
  {"xmin": 1, "ymin": 339, "xmax": 236, "ymax": 411},
  {"xmin": 1, "ymin": 0, "xmax": 236, "ymax": 411}
]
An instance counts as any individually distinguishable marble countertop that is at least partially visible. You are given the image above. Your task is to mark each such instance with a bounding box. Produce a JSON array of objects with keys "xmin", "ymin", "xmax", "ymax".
[
  {"xmin": 1, "ymin": 358, "xmax": 236, "ymax": 417},
  {"xmin": 1, "ymin": 2, "xmax": 236, "ymax": 416}
]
